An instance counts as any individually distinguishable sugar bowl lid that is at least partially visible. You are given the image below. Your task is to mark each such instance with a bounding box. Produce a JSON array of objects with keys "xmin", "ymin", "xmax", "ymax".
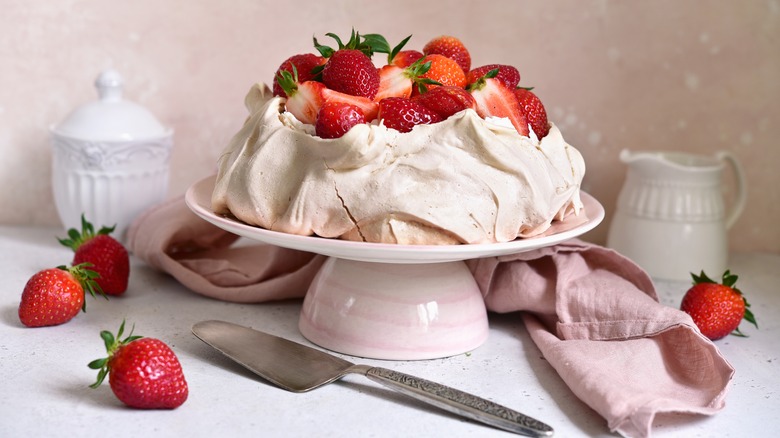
[{"xmin": 52, "ymin": 69, "xmax": 170, "ymax": 142}]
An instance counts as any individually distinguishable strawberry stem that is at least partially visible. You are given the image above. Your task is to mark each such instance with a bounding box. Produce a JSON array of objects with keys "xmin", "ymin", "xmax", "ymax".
[
  {"xmin": 58, "ymin": 214, "xmax": 116, "ymax": 251},
  {"xmin": 88, "ymin": 320, "xmax": 143, "ymax": 388}
]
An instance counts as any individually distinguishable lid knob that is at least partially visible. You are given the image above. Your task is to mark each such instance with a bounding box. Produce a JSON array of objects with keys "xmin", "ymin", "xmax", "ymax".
[{"xmin": 95, "ymin": 69, "xmax": 124, "ymax": 102}]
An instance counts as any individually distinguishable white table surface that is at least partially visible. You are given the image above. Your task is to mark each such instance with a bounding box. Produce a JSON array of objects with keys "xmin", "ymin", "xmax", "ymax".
[{"xmin": 1, "ymin": 225, "xmax": 778, "ymax": 437}]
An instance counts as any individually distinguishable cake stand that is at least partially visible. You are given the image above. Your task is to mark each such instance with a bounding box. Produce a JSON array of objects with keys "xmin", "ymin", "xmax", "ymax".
[{"xmin": 185, "ymin": 176, "xmax": 604, "ymax": 360}]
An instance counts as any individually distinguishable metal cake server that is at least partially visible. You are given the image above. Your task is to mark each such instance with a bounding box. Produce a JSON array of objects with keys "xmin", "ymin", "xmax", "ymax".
[{"xmin": 192, "ymin": 320, "xmax": 553, "ymax": 437}]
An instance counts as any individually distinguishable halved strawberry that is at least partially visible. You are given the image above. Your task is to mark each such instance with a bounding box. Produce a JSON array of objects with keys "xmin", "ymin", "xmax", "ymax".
[
  {"xmin": 271, "ymin": 53, "xmax": 327, "ymax": 97},
  {"xmin": 467, "ymin": 64, "xmax": 521, "ymax": 90},
  {"xmin": 322, "ymin": 88, "xmax": 379, "ymax": 121},
  {"xmin": 378, "ymin": 97, "xmax": 442, "ymax": 133},
  {"xmin": 277, "ymin": 70, "xmax": 326, "ymax": 125},
  {"xmin": 413, "ymin": 85, "xmax": 477, "ymax": 119},
  {"xmin": 423, "ymin": 35, "xmax": 471, "ymax": 73},
  {"xmin": 514, "ymin": 88, "xmax": 550, "ymax": 138},
  {"xmin": 315, "ymin": 102, "xmax": 366, "ymax": 139},
  {"xmin": 374, "ymin": 59, "xmax": 440, "ymax": 101},
  {"xmin": 468, "ymin": 69, "xmax": 529, "ymax": 136}
]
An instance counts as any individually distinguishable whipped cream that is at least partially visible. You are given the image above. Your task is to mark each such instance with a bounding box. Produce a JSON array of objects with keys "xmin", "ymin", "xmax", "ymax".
[{"xmin": 212, "ymin": 83, "xmax": 586, "ymax": 244}]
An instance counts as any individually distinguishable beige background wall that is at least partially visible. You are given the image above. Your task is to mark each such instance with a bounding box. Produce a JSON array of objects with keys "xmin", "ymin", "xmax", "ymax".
[{"xmin": 2, "ymin": 0, "xmax": 778, "ymax": 252}]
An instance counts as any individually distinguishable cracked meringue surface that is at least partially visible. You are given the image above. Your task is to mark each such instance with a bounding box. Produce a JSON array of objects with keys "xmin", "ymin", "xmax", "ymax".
[{"xmin": 212, "ymin": 83, "xmax": 586, "ymax": 245}]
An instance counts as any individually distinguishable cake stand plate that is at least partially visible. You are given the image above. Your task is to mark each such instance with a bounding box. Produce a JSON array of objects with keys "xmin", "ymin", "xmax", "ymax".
[{"xmin": 186, "ymin": 176, "xmax": 604, "ymax": 360}]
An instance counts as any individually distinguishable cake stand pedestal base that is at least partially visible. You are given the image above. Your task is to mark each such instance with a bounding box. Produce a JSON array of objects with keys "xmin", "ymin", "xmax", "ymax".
[{"xmin": 299, "ymin": 257, "xmax": 489, "ymax": 360}]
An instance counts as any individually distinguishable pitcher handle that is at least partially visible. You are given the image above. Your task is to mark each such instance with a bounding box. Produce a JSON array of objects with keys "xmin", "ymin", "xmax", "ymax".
[{"xmin": 716, "ymin": 151, "xmax": 747, "ymax": 229}]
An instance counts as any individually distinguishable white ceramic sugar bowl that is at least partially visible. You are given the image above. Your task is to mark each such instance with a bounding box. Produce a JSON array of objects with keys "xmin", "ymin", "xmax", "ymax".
[{"xmin": 51, "ymin": 69, "xmax": 173, "ymax": 240}]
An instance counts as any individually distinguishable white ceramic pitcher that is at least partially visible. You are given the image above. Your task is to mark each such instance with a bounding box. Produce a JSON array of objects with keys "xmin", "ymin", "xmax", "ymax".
[{"xmin": 607, "ymin": 149, "xmax": 747, "ymax": 281}]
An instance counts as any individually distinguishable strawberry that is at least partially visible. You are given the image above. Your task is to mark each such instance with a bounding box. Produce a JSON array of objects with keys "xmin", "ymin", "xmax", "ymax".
[
  {"xmin": 314, "ymin": 31, "xmax": 380, "ymax": 99},
  {"xmin": 374, "ymin": 59, "xmax": 440, "ymax": 101},
  {"xmin": 514, "ymin": 88, "xmax": 550, "ymax": 138},
  {"xmin": 271, "ymin": 53, "xmax": 326, "ymax": 97},
  {"xmin": 413, "ymin": 85, "xmax": 477, "ymax": 119},
  {"xmin": 59, "ymin": 215, "xmax": 129, "ymax": 296},
  {"xmin": 392, "ymin": 50, "xmax": 424, "ymax": 68},
  {"xmin": 18, "ymin": 264, "xmax": 102, "ymax": 327},
  {"xmin": 277, "ymin": 72, "xmax": 326, "ymax": 125},
  {"xmin": 322, "ymin": 88, "xmax": 379, "ymax": 121},
  {"xmin": 680, "ymin": 270, "xmax": 758, "ymax": 340},
  {"xmin": 315, "ymin": 102, "xmax": 366, "ymax": 139},
  {"xmin": 378, "ymin": 97, "xmax": 442, "ymax": 133},
  {"xmin": 417, "ymin": 54, "xmax": 467, "ymax": 92},
  {"xmin": 468, "ymin": 69, "xmax": 529, "ymax": 136},
  {"xmin": 423, "ymin": 35, "xmax": 471, "ymax": 73},
  {"xmin": 89, "ymin": 321, "xmax": 188, "ymax": 409},
  {"xmin": 466, "ymin": 64, "xmax": 521, "ymax": 90}
]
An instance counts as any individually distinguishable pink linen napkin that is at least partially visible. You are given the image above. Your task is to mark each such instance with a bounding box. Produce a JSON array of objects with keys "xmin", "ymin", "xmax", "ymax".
[{"xmin": 128, "ymin": 195, "xmax": 734, "ymax": 438}]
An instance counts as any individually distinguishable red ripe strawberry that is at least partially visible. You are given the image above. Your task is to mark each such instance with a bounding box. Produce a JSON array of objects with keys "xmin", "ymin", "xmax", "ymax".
[
  {"xmin": 315, "ymin": 102, "xmax": 366, "ymax": 139},
  {"xmin": 468, "ymin": 69, "xmax": 529, "ymax": 136},
  {"xmin": 59, "ymin": 215, "xmax": 129, "ymax": 296},
  {"xmin": 466, "ymin": 64, "xmax": 521, "ymax": 90},
  {"xmin": 277, "ymin": 75, "xmax": 326, "ymax": 125},
  {"xmin": 392, "ymin": 50, "xmax": 424, "ymax": 68},
  {"xmin": 89, "ymin": 321, "xmax": 188, "ymax": 409},
  {"xmin": 18, "ymin": 264, "xmax": 102, "ymax": 327},
  {"xmin": 314, "ymin": 31, "xmax": 380, "ymax": 99},
  {"xmin": 378, "ymin": 97, "xmax": 442, "ymax": 133},
  {"xmin": 322, "ymin": 87, "xmax": 379, "ymax": 121},
  {"xmin": 417, "ymin": 54, "xmax": 467, "ymax": 91},
  {"xmin": 514, "ymin": 88, "xmax": 550, "ymax": 138},
  {"xmin": 423, "ymin": 35, "xmax": 471, "ymax": 73},
  {"xmin": 413, "ymin": 85, "xmax": 477, "ymax": 119},
  {"xmin": 321, "ymin": 49, "xmax": 380, "ymax": 99},
  {"xmin": 681, "ymin": 270, "xmax": 758, "ymax": 340},
  {"xmin": 271, "ymin": 53, "xmax": 326, "ymax": 97},
  {"xmin": 374, "ymin": 59, "xmax": 441, "ymax": 101}
]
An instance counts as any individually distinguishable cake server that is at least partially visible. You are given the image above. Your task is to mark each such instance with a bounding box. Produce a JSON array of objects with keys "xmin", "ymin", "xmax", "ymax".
[{"xmin": 192, "ymin": 320, "xmax": 554, "ymax": 437}]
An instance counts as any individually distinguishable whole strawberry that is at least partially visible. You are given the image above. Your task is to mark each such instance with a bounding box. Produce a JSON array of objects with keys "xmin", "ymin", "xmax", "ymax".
[
  {"xmin": 18, "ymin": 264, "xmax": 102, "ymax": 327},
  {"xmin": 315, "ymin": 102, "xmax": 366, "ymax": 139},
  {"xmin": 378, "ymin": 97, "xmax": 442, "ymax": 133},
  {"xmin": 315, "ymin": 30, "xmax": 381, "ymax": 99},
  {"xmin": 271, "ymin": 53, "xmax": 327, "ymax": 97},
  {"xmin": 514, "ymin": 87, "xmax": 550, "ymax": 138},
  {"xmin": 59, "ymin": 215, "xmax": 129, "ymax": 296},
  {"xmin": 423, "ymin": 35, "xmax": 471, "ymax": 73},
  {"xmin": 89, "ymin": 321, "xmax": 188, "ymax": 409},
  {"xmin": 680, "ymin": 270, "xmax": 758, "ymax": 340}
]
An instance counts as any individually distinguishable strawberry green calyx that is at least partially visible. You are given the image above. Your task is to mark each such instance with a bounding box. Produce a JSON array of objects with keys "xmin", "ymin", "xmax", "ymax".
[
  {"xmin": 404, "ymin": 58, "xmax": 442, "ymax": 95},
  {"xmin": 691, "ymin": 270, "xmax": 758, "ymax": 335},
  {"xmin": 59, "ymin": 263, "xmax": 105, "ymax": 311},
  {"xmin": 363, "ymin": 33, "xmax": 413, "ymax": 65},
  {"xmin": 466, "ymin": 68, "xmax": 500, "ymax": 92},
  {"xmin": 313, "ymin": 29, "xmax": 383, "ymax": 60},
  {"xmin": 58, "ymin": 214, "xmax": 116, "ymax": 251},
  {"xmin": 276, "ymin": 64, "xmax": 300, "ymax": 98},
  {"xmin": 88, "ymin": 320, "xmax": 143, "ymax": 388}
]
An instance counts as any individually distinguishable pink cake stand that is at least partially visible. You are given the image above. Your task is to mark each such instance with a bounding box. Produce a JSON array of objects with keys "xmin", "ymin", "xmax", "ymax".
[{"xmin": 186, "ymin": 176, "xmax": 604, "ymax": 360}]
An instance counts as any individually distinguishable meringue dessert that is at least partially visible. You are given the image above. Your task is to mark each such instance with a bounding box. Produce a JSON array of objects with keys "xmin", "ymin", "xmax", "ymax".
[{"xmin": 211, "ymin": 83, "xmax": 586, "ymax": 245}]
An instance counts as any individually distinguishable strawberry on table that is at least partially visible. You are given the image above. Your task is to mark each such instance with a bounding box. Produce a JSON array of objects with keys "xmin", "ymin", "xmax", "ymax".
[
  {"xmin": 468, "ymin": 69, "xmax": 529, "ymax": 136},
  {"xmin": 466, "ymin": 64, "xmax": 521, "ymax": 90},
  {"xmin": 271, "ymin": 53, "xmax": 327, "ymax": 97},
  {"xmin": 315, "ymin": 102, "xmax": 366, "ymax": 139},
  {"xmin": 378, "ymin": 97, "xmax": 442, "ymax": 133},
  {"xmin": 514, "ymin": 88, "xmax": 550, "ymax": 138},
  {"xmin": 423, "ymin": 35, "xmax": 471, "ymax": 73},
  {"xmin": 89, "ymin": 320, "xmax": 188, "ymax": 409},
  {"xmin": 59, "ymin": 215, "xmax": 130, "ymax": 296},
  {"xmin": 681, "ymin": 270, "xmax": 758, "ymax": 340},
  {"xmin": 18, "ymin": 264, "xmax": 102, "ymax": 327},
  {"xmin": 315, "ymin": 30, "xmax": 381, "ymax": 99},
  {"xmin": 413, "ymin": 85, "xmax": 477, "ymax": 119}
]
